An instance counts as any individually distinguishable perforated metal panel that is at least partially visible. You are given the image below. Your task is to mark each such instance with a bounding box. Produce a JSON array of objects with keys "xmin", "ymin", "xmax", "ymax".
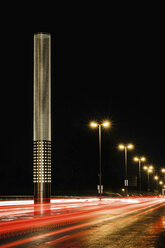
[{"xmin": 33, "ymin": 140, "xmax": 51, "ymax": 183}]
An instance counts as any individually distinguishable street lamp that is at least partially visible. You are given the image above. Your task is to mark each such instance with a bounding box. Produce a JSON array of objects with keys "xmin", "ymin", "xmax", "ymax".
[
  {"xmin": 154, "ymin": 175, "xmax": 159, "ymax": 192},
  {"xmin": 90, "ymin": 120, "xmax": 111, "ymax": 198},
  {"xmin": 121, "ymin": 188, "xmax": 125, "ymax": 193},
  {"xmin": 159, "ymin": 180, "xmax": 164, "ymax": 196},
  {"xmin": 118, "ymin": 143, "xmax": 134, "ymax": 195},
  {"xmin": 143, "ymin": 165, "xmax": 154, "ymax": 193},
  {"xmin": 161, "ymin": 168, "xmax": 165, "ymax": 181},
  {"xmin": 154, "ymin": 175, "xmax": 159, "ymax": 180},
  {"xmin": 133, "ymin": 156, "xmax": 146, "ymax": 194}
]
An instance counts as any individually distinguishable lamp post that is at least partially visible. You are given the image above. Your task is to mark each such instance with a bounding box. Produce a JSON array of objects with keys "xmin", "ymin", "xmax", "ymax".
[
  {"xmin": 90, "ymin": 120, "xmax": 111, "ymax": 198},
  {"xmin": 161, "ymin": 168, "xmax": 165, "ymax": 181},
  {"xmin": 159, "ymin": 181, "xmax": 164, "ymax": 195},
  {"xmin": 154, "ymin": 175, "xmax": 159, "ymax": 192},
  {"xmin": 143, "ymin": 165, "xmax": 154, "ymax": 193},
  {"xmin": 133, "ymin": 156, "xmax": 146, "ymax": 194},
  {"xmin": 118, "ymin": 144, "xmax": 134, "ymax": 195}
]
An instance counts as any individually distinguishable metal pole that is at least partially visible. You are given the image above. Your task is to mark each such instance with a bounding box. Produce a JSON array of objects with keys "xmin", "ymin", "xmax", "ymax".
[
  {"xmin": 125, "ymin": 147, "xmax": 128, "ymax": 195},
  {"xmin": 139, "ymin": 160, "xmax": 141, "ymax": 194},
  {"xmin": 147, "ymin": 171, "xmax": 149, "ymax": 193},
  {"xmin": 99, "ymin": 124, "xmax": 102, "ymax": 198},
  {"xmin": 156, "ymin": 180, "xmax": 158, "ymax": 191}
]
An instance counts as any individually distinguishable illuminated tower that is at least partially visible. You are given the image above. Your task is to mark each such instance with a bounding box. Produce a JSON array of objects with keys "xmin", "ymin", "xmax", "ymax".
[{"xmin": 33, "ymin": 33, "xmax": 51, "ymax": 203}]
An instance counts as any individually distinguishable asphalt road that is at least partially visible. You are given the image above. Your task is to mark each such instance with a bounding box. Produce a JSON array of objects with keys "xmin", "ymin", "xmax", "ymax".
[{"xmin": 0, "ymin": 197, "xmax": 165, "ymax": 248}]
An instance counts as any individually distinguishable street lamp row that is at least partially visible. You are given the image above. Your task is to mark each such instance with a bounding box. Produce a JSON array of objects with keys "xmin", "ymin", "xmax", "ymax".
[
  {"xmin": 90, "ymin": 120, "xmax": 147, "ymax": 196},
  {"xmin": 89, "ymin": 120, "xmax": 165, "ymax": 197},
  {"xmin": 154, "ymin": 176, "xmax": 165, "ymax": 188}
]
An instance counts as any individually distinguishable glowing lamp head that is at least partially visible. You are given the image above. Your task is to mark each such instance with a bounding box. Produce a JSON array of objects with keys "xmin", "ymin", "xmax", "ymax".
[
  {"xmin": 118, "ymin": 144, "xmax": 125, "ymax": 150},
  {"xmin": 102, "ymin": 121, "xmax": 111, "ymax": 128},
  {"xmin": 148, "ymin": 169, "xmax": 153, "ymax": 173},
  {"xmin": 90, "ymin": 122, "xmax": 98, "ymax": 128},
  {"xmin": 154, "ymin": 175, "xmax": 159, "ymax": 180},
  {"xmin": 118, "ymin": 143, "xmax": 134, "ymax": 151},
  {"xmin": 140, "ymin": 157, "xmax": 146, "ymax": 162},
  {"xmin": 134, "ymin": 157, "xmax": 139, "ymax": 162},
  {"xmin": 159, "ymin": 181, "xmax": 163, "ymax": 185},
  {"xmin": 143, "ymin": 166, "xmax": 148, "ymax": 170},
  {"xmin": 127, "ymin": 144, "xmax": 134, "ymax": 150},
  {"xmin": 161, "ymin": 168, "xmax": 165, "ymax": 173}
]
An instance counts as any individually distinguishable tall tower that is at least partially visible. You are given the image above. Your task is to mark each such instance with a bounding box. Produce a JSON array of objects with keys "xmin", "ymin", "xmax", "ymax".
[{"xmin": 33, "ymin": 33, "xmax": 51, "ymax": 203}]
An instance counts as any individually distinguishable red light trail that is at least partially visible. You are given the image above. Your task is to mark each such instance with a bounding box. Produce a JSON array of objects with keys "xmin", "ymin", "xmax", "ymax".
[{"xmin": 0, "ymin": 197, "xmax": 164, "ymax": 247}]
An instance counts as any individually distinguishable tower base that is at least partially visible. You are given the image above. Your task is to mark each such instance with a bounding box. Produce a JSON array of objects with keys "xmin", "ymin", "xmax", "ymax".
[{"xmin": 34, "ymin": 182, "xmax": 51, "ymax": 203}]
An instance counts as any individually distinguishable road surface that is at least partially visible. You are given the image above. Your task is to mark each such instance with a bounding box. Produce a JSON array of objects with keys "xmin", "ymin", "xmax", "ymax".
[{"xmin": 0, "ymin": 197, "xmax": 165, "ymax": 247}]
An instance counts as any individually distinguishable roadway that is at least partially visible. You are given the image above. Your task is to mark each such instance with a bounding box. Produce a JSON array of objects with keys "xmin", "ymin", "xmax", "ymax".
[{"xmin": 0, "ymin": 196, "xmax": 165, "ymax": 247}]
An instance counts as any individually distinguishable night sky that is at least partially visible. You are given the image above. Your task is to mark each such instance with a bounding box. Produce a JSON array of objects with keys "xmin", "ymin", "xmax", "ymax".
[{"xmin": 2, "ymin": 2, "xmax": 165, "ymax": 195}]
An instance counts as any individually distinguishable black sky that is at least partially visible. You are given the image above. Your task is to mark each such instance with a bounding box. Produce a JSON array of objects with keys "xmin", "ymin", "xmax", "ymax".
[{"xmin": 2, "ymin": 2, "xmax": 165, "ymax": 195}]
